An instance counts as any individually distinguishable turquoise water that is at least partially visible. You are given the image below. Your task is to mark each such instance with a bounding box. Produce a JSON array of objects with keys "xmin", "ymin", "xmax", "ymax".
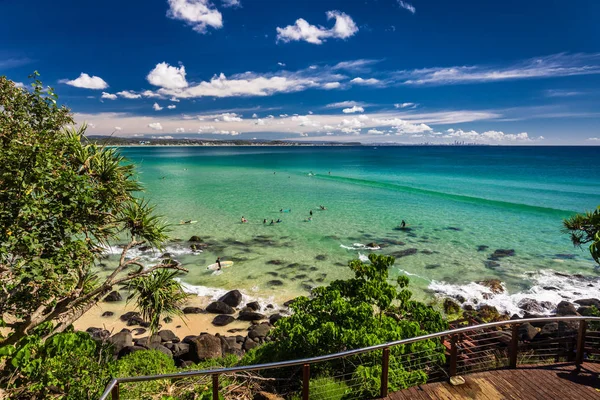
[{"xmin": 112, "ymin": 146, "xmax": 600, "ymax": 311}]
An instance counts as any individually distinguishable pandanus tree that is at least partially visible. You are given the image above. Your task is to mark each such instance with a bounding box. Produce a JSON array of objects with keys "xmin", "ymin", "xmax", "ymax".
[
  {"xmin": 0, "ymin": 74, "xmax": 188, "ymax": 347},
  {"xmin": 563, "ymin": 206, "xmax": 600, "ymax": 265}
]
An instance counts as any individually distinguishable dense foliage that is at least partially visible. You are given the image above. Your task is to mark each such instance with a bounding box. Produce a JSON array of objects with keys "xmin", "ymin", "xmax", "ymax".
[
  {"xmin": 244, "ymin": 254, "xmax": 447, "ymax": 396},
  {"xmin": 0, "ymin": 75, "xmax": 187, "ymax": 349},
  {"xmin": 563, "ymin": 206, "xmax": 600, "ymax": 265}
]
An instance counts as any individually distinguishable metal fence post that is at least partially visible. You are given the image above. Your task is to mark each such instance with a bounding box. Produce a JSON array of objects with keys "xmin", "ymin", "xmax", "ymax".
[
  {"xmin": 575, "ymin": 320, "xmax": 587, "ymax": 367},
  {"xmin": 111, "ymin": 382, "xmax": 119, "ymax": 400},
  {"xmin": 509, "ymin": 323, "xmax": 519, "ymax": 368},
  {"xmin": 302, "ymin": 364, "xmax": 310, "ymax": 400},
  {"xmin": 449, "ymin": 334, "xmax": 458, "ymax": 377},
  {"xmin": 380, "ymin": 347, "xmax": 390, "ymax": 398},
  {"xmin": 212, "ymin": 374, "xmax": 219, "ymax": 400}
]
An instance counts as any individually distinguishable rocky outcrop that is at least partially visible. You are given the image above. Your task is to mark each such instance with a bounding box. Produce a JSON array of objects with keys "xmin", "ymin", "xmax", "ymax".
[
  {"xmin": 443, "ymin": 299, "xmax": 461, "ymax": 314},
  {"xmin": 189, "ymin": 334, "xmax": 223, "ymax": 362},
  {"xmin": 103, "ymin": 291, "xmax": 123, "ymax": 302},
  {"xmin": 182, "ymin": 306, "xmax": 203, "ymax": 314},
  {"xmin": 574, "ymin": 298, "xmax": 600, "ymax": 309},
  {"xmin": 206, "ymin": 301, "xmax": 235, "ymax": 314},
  {"xmin": 212, "ymin": 315, "xmax": 235, "ymax": 326},
  {"xmin": 238, "ymin": 308, "xmax": 266, "ymax": 321},
  {"xmin": 219, "ymin": 290, "xmax": 243, "ymax": 308},
  {"xmin": 108, "ymin": 331, "xmax": 133, "ymax": 355},
  {"xmin": 158, "ymin": 330, "xmax": 179, "ymax": 343},
  {"xmin": 477, "ymin": 279, "xmax": 504, "ymax": 294},
  {"xmin": 556, "ymin": 301, "xmax": 578, "ymax": 316},
  {"xmin": 518, "ymin": 322, "xmax": 539, "ymax": 341},
  {"xmin": 488, "ymin": 249, "xmax": 515, "ymax": 260}
]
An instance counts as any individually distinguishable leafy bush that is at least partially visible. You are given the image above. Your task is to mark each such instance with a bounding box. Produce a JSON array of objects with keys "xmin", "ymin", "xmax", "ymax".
[
  {"xmin": 288, "ymin": 376, "xmax": 349, "ymax": 400},
  {"xmin": 0, "ymin": 330, "xmax": 113, "ymax": 399},
  {"xmin": 114, "ymin": 350, "xmax": 176, "ymax": 400}
]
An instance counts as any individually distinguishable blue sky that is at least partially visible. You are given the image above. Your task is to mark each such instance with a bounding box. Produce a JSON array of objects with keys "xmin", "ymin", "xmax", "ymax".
[{"xmin": 2, "ymin": 0, "xmax": 600, "ymax": 144}]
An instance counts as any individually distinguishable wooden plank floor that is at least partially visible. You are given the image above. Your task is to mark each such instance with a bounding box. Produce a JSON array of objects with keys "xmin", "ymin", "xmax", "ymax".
[{"xmin": 386, "ymin": 362, "xmax": 600, "ymax": 400}]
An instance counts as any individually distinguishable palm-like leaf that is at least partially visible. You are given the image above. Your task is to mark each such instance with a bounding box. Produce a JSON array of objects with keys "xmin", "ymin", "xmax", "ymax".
[{"xmin": 127, "ymin": 268, "xmax": 188, "ymax": 333}]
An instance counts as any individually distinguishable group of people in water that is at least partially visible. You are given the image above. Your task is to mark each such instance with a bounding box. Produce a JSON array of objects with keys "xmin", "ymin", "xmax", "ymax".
[{"xmin": 239, "ymin": 205, "xmax": 329, "ymax": 225}]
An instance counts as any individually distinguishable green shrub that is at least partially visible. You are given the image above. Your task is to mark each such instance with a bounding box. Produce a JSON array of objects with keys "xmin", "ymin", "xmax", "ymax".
[
  {"xmin": 287, "ymin": 377, "xmax": 349, "ymax": 400},
  {"xmin": 0, "ymin": 330, "xmax": 114, "ymax": 399},
  {"xmin": 115, "ymin": 350, "xmax": 176, "ymax": 400}
]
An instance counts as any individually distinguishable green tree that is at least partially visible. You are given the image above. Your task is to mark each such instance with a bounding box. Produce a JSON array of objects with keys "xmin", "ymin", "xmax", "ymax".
[
  {"xmin": 0, "ymin": 74, "xmax": 187, "ymax": 347},
  {"xmin": 244, "ymin": 254, "xmax": 447, "ymax": 396},
  {"xmin": 563, "ymin": 206, "xmax": 600, "ymax": 265}
]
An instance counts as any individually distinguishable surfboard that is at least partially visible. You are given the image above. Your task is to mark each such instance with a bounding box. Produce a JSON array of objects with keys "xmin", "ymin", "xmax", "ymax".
[
  {"xmin": 207, "ymin": 261, "xmax": 234, "ymax": 270},
  {"xmin": 179, "ymin": 220, "xmax": 198, "ymax": 225}
]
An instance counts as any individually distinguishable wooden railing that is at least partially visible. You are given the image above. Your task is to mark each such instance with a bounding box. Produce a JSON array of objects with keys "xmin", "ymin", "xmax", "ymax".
[{"xmin": 99, "ymin": 316, "xmax": 600, "ymax": 400}]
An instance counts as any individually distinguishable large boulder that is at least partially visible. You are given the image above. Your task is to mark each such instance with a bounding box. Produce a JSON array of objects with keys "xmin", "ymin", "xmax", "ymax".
[
  {"xmin": 103, "ymin": 290, "xmax": 123, "ymax": 302},
  {"xmin": 86, "ymin": 327, "xmax": 110, "ymax": 341},
  {"xmin": 269, "ymin": 313, "xmax": 284, "ymax": 325},
  {"xmin": 118, "ymin": 346, "xmax": 146, "ymax": 358},
  {"xmin": 182, "ymin": 306, "xmax": 203, "ymax": 314},
  {"xmin": 243, "ymin": 337, "xmax": 259, "ymax": 351},
  {"xmin": 158, "ymin": 330, "xmax": 180, "ymax": 343},
  {"xmin": 212, "ymin": 315, "xmax": 235, "ymax": 326},
  {"xmin": 147, "ymin": 343, "xmax": 173, "ymax": 358},
  {"xmin": 556, "ymin": 301, "xmax": 578, "ymax": 316},
  {"xmin": 134, "ymin": 334, "xmax": 162, "ymax": 348},
  {"xmin": 219, "ymin": 290, "xmax": 243, "ymax": 308},
  {"xmin": 574, "ymin": 299, "xmax": 600, "ymax": 309},
  {"xmin": 246, "ymin": 301, "xmax": 261, "ymax": 311},
  {"xmin": 248, "ymin": 323, "xmax": 271, "ymax": 341},
  {"xmin": 108, "ymin": 331, "xmax": 133, "ymax": 355},
  {"xmin": 165, "ymin": 342, "xmax": 190, "ymax": 359},
  {"xmin": 238, "ymin": 309, "xmax": 266, "ymax": 321},
  {"xmin": 443, "ymin": 299, "xmax": 461, "ymax": 314},
  {"xmin": 189, "ymin": 334, "xmax": 223, "ymax": 362},
  {"xmin": 206, "ymin": 301, "xmax": 235, "ymax": 315},
  {"xmin": 120, "ymin": 311, "xmax": 140, "ymax": 322},
  {"xmin": 518, "ymin": 298, "xmax": 551, "ymax": 314},
  {"xmin": 518, "ymin": 322, "xmax": 539, "ymax": 341},
  {"xmin": 536, "ymin": 322, "xmax": 558, "ymax": 339}
]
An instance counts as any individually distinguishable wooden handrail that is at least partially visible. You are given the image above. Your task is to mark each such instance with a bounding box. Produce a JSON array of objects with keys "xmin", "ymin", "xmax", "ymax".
[{"xmin": 99, "ymin": 316, "xmax": 600, "ymax": 400}]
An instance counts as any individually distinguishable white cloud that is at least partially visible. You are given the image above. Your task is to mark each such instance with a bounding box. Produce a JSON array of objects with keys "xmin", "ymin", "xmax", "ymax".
[
  {"xmin": 153, "ymin": 103, "xmax": 164, "ymax": 111},
  {"xmin": 278, "ymin": 62, "xmax": 286, "ymax": 67},
  {"xmin": 170, "ymin": 96, "xmax": 180, "ymax": 102},
  {"xmin": 397, "ymin": 1, "xmax": 416, "ymax": 14},
  {"xmin": 114, "ymin": 126, "xmax": 122, "ymax": 131},
  {"xmin": 370, "ymin": 117, "xmax": 432, "ymax": 134},
  {"xmin": 175, "ymin": 127, "xmax": 185, "ymax": 133},
  {"xmin": 159, "ymin": 72, "xmax": 321, "ymax": 98},
  {"xmin": 544, "ymin": 89, "xmax": 583, "ymax": 97},
  {"xmin": 101, "ymin": 92, "xmax": 117, "ymax": 100},
  {"xmin": 60, "ymin": 73, "xmax": 108, "ymax": 89},
  {"xmin": 147, "ymin": 62, "xmax": 188, "ymax": 89},
  {"xmin": 587, "ymin": 137, "xmax": 600, "ymax": 141},
  {"xmin": 399, "ymin": 53, "xmax": 600, "ymax": 86},
  {"xmin": 214, "ymin": 112, "xmax": 243, "ymax": 122},
  {"xmin": 13, "ymin": 81, "xmax": 25, "ymax": 88},
  {"xmin": 88, "ymin": 123, "xmax": 96, "ymax": 128},
  {"xmin": 444, "ymin": 129, "xmax": 538, "ymax": 142},
  {"xmin": 395, "ymin": 102, "xmax": 417, "ymax": 109},
  {"xmin": 148, "ymin": 122, "xmax": 163, "ymax": 130},
  {"xmin": 221, "ymin": 0, "xmax": 240, "ymax": 8},
  {"xmin": 367, "ymin": 129, "xmax": 385, "ymax": 134},
  {"xmin": 166, "ymin": 0, "xmax": 223, "ymax": 34},
  {"xmin": 255, "ymin": 119, "xmax": 265, "ymax": 125},
  {"xmin": 351, "ymin": 77, "xmax": 380, "ymax": 85},
  {"xmin": 279, "ymin": 114, "xmax": 288, "ymax": 118},
  {"xmin": 276, "ymin": 10, "xmax": 358, "ymax": 45},
  {"xmin": 252, "ymin": 113, "xmax": 258, "ymax": 118},
  {"xmin": 322, "ymin": 82, "xmax": 341, "ymax": 89},
  {"xmin": 142, "ymin": 90, "xmax": 162, "ymax": 98},
  {"xmin": 342, "ymin": 105, "xmax": 364, "ymax": 114},
  {"xmin": 167, "ymin": 105, "xmax": 177, "ymax": 109},
  {"xmin": 153, "ymin": 135, "xmax": 174, "ymax": 139},
  {"xmin": 325, "ymin": 100, "xmax": 363, "ymax": 109},
  {"xmin": 117, "ymin": 90, "xmax": 142, "ymax": 99}
]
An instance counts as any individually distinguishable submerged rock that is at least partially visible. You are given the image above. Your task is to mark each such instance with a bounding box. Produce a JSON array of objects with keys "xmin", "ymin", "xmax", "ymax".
[
  {"xmin": 477, "ymin": 279, "xmax": 504, "ymax": 294},
  {"xmin": 315, "ymin": 255, "xmax": 327, "ymax": 261},
  {"xmin": 390, "ymin": 248, "xmax": 418, "ymax": 258},
  {"xmin": 489, "ymin": 249, "xmax": 515, "ymax": 260},
  {"xmin": 266, "ymin": 280, "xmax": 284, "ymax": 287},
  {"xmin": 188, "ymin": 236, "xmax": 202, "ymax": 242},
  {"xmin": 424, "ymin": 264, "xmax": 441, "ymax": 270},
  {"xmin": 483, "ymin": 260, "xmax": 500, "ymax": 269},
  {"xmin": 477, "ymin": 245, "xmax": 489, "ymax": 252}
]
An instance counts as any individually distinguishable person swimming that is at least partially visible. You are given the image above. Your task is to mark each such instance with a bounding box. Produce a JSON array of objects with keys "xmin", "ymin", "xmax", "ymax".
[
  {"xmin": 401, "ymin": 220, "xmax": 406, "ymax": 228},
  {"xmin": 216, "ymin": 257, "xmax": 222, "ymax": 271},
  {"xmin": 263, "ymin": 219, "xmax": 267, "ymax": 224},
  {"xmin": 270, "ymin": 219, "xmax": 275, "ymax": 225},
  {"xmin": 309, "ymin": 210, "xmax": 313, "ymax": 216},
  {"xmin": 276, "ymin": 219, "xmax": 282, "ymax": 223},
  {"xmin": 319, "ymin": 205, "xmax": 327, "ymax": 210},
  {"xmin": 241, "ymin": 216, "xmax": 248, "ymax": 223},
  {"xmin": 307, "ymin": 216, "xmax": 312, "ymax": 222}
]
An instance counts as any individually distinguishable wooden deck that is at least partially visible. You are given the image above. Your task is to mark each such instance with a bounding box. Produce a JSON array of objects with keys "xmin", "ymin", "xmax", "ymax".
[{"xmin": 386, "ymin": 362, "xmax": 600, "ymax": 400}]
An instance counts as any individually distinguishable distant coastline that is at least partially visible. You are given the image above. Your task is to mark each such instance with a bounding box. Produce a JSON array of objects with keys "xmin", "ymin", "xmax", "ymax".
[{"xmin": 84, "ymin": 135, "xmax": 493, "ymax": 147}]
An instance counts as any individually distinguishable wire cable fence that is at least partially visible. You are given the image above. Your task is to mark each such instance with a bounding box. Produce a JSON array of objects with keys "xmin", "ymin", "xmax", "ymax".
[{"xmin": 99, "ymin": 316, "xmax": 600, "ymax": 400}]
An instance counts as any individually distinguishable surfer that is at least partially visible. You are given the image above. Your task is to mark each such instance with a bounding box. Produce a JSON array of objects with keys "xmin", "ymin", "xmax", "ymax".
[
  {"xmin": 216, "ymin": 257, "xmax": 222, "ymax": 271},
  {"xmin": 401, "ymin": 220, "xmax": 406, "ymax": 228},
  {"xmin": 241, "ymin": 216, "xmax": 248, "ymax": 223},
  {"xmin": 276, "ymin": 219, "xmax": 282, "ymax": 223},
  {"xmin": 319, "ymin": 205, "xmax": 327, "ymax": 210},
  {"xmin": 280, "ymin": 209, "xmax": 283, "ymax": 213},
  {"xmin": 308, "ymin": 216, "xmax": 312, "ymax": 222},
  {"xmin": 180, "ymin": 220, "xmax": 192, "ymax": 224},
  {"xmin": 270, "ymin": 219, "xmax": 275, "ymax": 225},
  {"xmin": 263, "ymin": 219, "xmax": 267, "ymax": 224},
  {"xmin": 309, "ymin": 210, "xmax": 313, "ymax": 216}
]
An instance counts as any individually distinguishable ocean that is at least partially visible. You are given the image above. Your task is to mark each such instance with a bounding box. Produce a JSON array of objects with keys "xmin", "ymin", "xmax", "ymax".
[{"xmin": 104, "ymin": 145, "xmax": 600, "ymax": 315}]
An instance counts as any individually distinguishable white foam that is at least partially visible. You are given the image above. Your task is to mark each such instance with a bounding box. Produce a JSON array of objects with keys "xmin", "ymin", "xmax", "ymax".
[
  {"xmin": 429, "ymin": 270, "xmax": 600, "ymax": 316},
  {"xmin": 178, "ymin": 281, "xmax": 279, "ymax": 312},
  {"xmin": 358, "ymin": 253, "xmax": 370, "ymax": 262},
  {"xmin": 101, "ymin": 243, "xmax": 201, "ymax": 264}
]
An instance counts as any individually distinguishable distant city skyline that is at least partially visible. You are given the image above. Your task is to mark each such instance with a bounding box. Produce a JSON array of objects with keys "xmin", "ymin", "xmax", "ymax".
[{"xmin": 2, "ymin": 0, "xmax": 600, "ymax": 144}]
